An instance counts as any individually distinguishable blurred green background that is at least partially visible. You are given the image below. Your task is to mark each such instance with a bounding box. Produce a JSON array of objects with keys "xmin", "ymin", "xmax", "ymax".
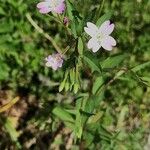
[{"xmin": 0, "ymin": 0, "xmax": 150, "ymax": 149}]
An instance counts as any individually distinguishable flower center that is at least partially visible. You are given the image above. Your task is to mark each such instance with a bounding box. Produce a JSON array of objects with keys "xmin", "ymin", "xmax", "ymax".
[
  {"xmin": 96, "ymin": 32, "xmax": 105, "ymax": 44},
  {"xmin": 97, "ymin": 33, "xmax": 104, "ymax": 41}
]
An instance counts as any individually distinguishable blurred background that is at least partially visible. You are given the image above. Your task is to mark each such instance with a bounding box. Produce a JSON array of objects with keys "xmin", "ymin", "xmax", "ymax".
[{"xmin": 0, "ymin": 0, "xmax": 150, "ymax": 149}]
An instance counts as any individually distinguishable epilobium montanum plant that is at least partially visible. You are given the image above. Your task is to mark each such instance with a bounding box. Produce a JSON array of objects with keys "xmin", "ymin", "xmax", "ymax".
[
  {"xmin": 34, "ymin": 0, "xmax": 130, "ymax": 141},
  {"xmin": 34, "ymin": 0, "xmax": 116, "ymax": 93}
]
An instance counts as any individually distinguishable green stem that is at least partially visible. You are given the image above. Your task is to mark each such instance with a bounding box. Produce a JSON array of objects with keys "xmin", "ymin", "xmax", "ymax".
[
  {"xmin": 96, "ymin": 0, "xmax": 105, "ymax": 21},
  {"xmin": 26, "ymin": 13, "xmax": 62, "ymax": 53},
  {"xmin": 62, "ymin": 46, "xmax": 70, "ymax": 55}
]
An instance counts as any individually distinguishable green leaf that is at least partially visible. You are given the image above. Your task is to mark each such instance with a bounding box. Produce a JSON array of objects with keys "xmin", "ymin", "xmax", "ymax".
[
  {"xmin": 65, "ymin": 81, "xmax": 70, "ymax": 91},
  {"xmin": 98, "ymin": 125, "xmax": 113, "ymax": 140},
  {"xmin": 52, "ymin": 106, "xmax": 74, "ymax": 122},
  {"xmin": 131, "ymin": 61, "xmax": 150, "ymax": 72},
  {"xmin": 0, "ymin": 116, "xmax": 21, "ymax": 149},
  {"xmin": 83, "ymin": 52, "xmax": 102, "ymax": 73},
  {"xmin": 74, "ymin": 98, "xmax": 83, "ymax": 139},
  {"xmin": 96, "ymin": 11, "xmax": 113, "ymax": 26},
  {"xmin": 0, "ymin": 19, "xmax": 14, "ymax": 33},
  {"xmin": 59, "ymin": 70, "xmax": 69, "ymax": 92},
  {"xmin": 69, "ymin": 68, "xmax": 75, "ymax": 85},
  {"xmin": 0, "ymin": 61, "xmax": 10, "ymax": 80},
  {"xmin": 66, "ymin": 0, "xmax": 82, "ymax": 38},
  {"xmin": 73, "ymin": 83, "xmax": 79, "ymax": 94},
  {"xmin": 92, "ymin": 76, "xmax": 104, "ymax": 94},
  {"xmin": 101, "ymin": 54, "xmax": 127, "ymax": 69},
  {"xmin": 66, "ymin": 0, "xmax": 77, "ymax": 38},
  {"xmin": 0, "ymin": 7, "xmax": 5, "ymax": 15},
  {"xmin": 59, "ymin": 80, "xmax": 66, "ymax": 92},
  {"xmin": 117, "ymin": 105, "xmax": 128, "ymax": 129},
  {"xmin": 78, "ymin": 37, "xmax": 84, "ymax": 55}
]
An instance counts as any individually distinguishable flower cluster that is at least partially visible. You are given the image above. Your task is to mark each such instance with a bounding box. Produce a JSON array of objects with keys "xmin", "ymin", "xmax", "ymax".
[{"xmin": 36, "ymin": 0, "xmax": 116, "ymax": 70}]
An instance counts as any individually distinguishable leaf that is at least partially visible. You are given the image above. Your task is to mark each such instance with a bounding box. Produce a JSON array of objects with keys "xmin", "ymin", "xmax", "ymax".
[
  {"xmin": 59, "ymin": 80, "xmax": 66, "ymax": 92},
  {"xmin": 66, "ymin": 0, "xmax": 77, "ymax": 38},
  {"xmin": 0, "ymin": 117, "xmax": 21, "ymax": 149},
  {"xmin": 52, "ymin": 106, "xmax": 74, "ymax": 122},
  {"xmin": 65, "ymin": 81, "xmax": 70, "ymax": 91},
  {"xmin": 89, "ymin": 111, "xmax": 104, "ymax": 123},
  {"xmin": 73, "ymin": 83, "xmax": 79, "ymax": 94},
  {"xmin": 0, "ymin": 61, "xmax": 10, "ymax": 80},
  {"xmin": 101, "ymin": 54, "xmax": 127, "ymax": 69},
  {"xmin": 69, "ymin": 68, "xmax": 75, "ymax": 85},
  {"xmin": 92, "ymin": 76, "xmax": 104, "ymax": 94},
  {"xmin": 116, "ymin": 105, "xmax": 128, "ymax": 129},
  {"xmin": 98, "ymin": 125, "xmax": 113, "ymax": 140},
  {"xmin": 96, "ymin": 11, "xmax": 113, "ymax": 26},
  {"xmin": 74, "ymin": 98, "xmax": 83, "ymax": 139},
  {"xmin": 66, "ymin": 0, "xmax": 82, "ymax": 38},
  {"xmin": 59, "ymin": 70, "xmax": 69, "ymax": 92},
  {"xmin": 0, "ymin": 19, "xmax": 14, "ymax": 33},
  {"xmin": 78, "ymin": 37, "xmax": 84, "ymax": 55},
  {"xmin": 83, "ymin": 52, "xmax": 102, "ymax": 73},
  {"xmin": 0, "ymin": 7, "xmax": 5, "ymax": 15},
  {"xmin": 131, "ymin": 61, "xmax": 150, "ymax": 72}
]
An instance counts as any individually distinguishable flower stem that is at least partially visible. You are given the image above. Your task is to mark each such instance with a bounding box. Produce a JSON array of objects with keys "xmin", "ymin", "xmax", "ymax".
[
  {"xmin": 26, "ymin": 13, "xmax": 62, "ymax": 53},
  {"xmin": 96, "ymin": 0, "xmax": 105, "ymax": 21},
  {"xmin": 62, "ymin": 46, "xmax": 70, "ymax": 55}
]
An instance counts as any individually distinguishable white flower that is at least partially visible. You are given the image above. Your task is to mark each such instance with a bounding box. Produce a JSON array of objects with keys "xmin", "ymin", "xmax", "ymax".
[{"xmin": 84, "ymin": 20, "xmax": 116, "ymax": 52}]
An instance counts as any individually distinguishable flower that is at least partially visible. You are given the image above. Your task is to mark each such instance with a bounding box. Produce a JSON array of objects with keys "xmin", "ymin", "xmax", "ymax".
[
  {"xmin": 84, "ymin": 20, "xmax": 116, "ymax": 52},
  {"xmin": 45, "ymin": 53, "xmax": 63, "ymax": 70},
  {"xmin": 37, "ymin": 0, "xmax": 65, "ymax": 14}
]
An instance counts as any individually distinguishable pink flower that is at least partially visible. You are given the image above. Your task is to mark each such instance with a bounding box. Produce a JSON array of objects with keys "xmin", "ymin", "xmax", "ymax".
[
  {"xmin": 84, "ymin": 20, "xmax": 116, "ymax": 52},
  {"xmin": 45, "ymin": 53, "xmax": 63, "ymax": 70},
  {"xmin": 37, "ymin": 0, "xmax": 65, "ymax": 14}
]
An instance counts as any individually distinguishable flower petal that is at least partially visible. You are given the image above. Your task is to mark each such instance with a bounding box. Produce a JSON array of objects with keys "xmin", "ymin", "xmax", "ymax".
[
  {"xmin": 99, "ymin": 20, "xmax": 114, "ymax": 35},
  {"xmin": 87, "ymin": 38, "xmax": 101, "ymax": 53},
  {"xmin": 39, "ymin": 7, "xmax": 51, "ymax": 14},
  {"xmin": 92, "ymin": 44, "xmax": 101, "ymax": 53},
  {"xmin": 54, "ymin": 2, "xmax": 65, "ymax": 14},
  {"xmin": 37, "ymin": 2, "xmax": 48, "ymax": 9},
  {"xmin": 84, "ymin": 27, "xmax": 97, "ymax": 37},
  {"xmin": 84, "ymin": 22, "xmax": 98, "ymax": 37},
  {"xmin": 101, "ymin": 36, "xmax": 116, "ymax": 51},
  {"xmin": 87, "ymin": 22, "xmax": 98, "ymax": 31}
]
